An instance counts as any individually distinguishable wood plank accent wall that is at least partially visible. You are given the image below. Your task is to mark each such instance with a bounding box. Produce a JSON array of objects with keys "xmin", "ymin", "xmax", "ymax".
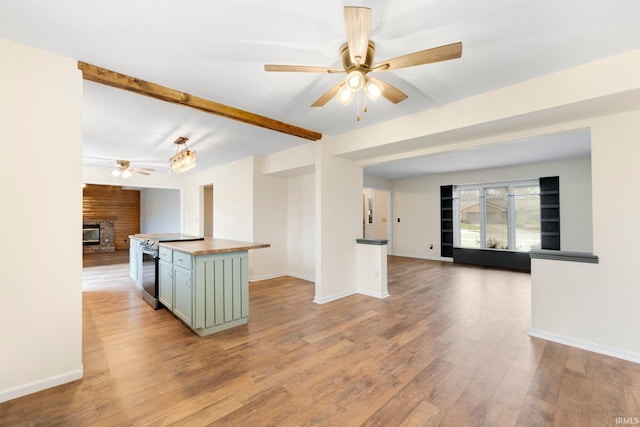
[{"xmin": 83, "ymin": 184, "xmax": 140, "ymax": 250}]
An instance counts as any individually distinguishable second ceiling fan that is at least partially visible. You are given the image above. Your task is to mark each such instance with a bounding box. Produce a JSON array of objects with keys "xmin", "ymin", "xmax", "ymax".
[
  {"xmin": 265, "ymin": 6, "xmax": 463, "ymax": 116},
  {"xmin": 111, "ymin": 159, "xmax": 154, "ymax": 178}
]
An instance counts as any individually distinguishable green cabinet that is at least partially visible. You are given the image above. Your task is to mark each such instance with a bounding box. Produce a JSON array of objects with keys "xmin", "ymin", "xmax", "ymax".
[
  {"xmin": 157, "ymin": 245, "xmax": 249, "ymax": 336},
  {"xmin": 173, "ymin": 265, "xmax": 193, "ymax": 326},
  {"xmin": 158, "ymin": 259, "xmax": 173, "ymax": 310},
  {"xmin": 192, "ymin": 251, "xmax": 249, "ymax": 336}
]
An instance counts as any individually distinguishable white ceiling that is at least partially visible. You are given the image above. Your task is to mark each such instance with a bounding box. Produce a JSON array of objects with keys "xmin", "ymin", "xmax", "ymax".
[
  {"xmin": 0, "ymin": 0, "xmax": 638, "ymax": 177},
  {"xmin": 363, "ymin": 130, "xmax": 592, "ymax": 179}
]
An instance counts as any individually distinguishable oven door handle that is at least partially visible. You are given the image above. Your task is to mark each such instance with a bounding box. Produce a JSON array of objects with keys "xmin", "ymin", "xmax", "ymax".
[{"xmin": 141, "ymin": 248, "xmax": 158, "ymax": 257}]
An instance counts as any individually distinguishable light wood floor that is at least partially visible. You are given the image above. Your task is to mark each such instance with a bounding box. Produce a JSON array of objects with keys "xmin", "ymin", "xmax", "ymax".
[{"xmin": 2, "ymin": 257, "xmax": 640, "ymax": 426}]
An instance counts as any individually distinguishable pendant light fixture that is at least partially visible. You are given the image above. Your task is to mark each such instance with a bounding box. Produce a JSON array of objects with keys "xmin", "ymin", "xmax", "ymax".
[{"xmin": 169, "ymin": 136, "xmax": 196, "ymax": 174}]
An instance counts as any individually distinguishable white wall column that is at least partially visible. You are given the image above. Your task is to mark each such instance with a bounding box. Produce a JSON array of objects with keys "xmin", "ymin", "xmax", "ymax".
[
  {"xmin": 530, "ymin": 108, "xmax": 640, "ymax": 362},
  {"xmin": 356, "ymin": 239, "xmax": 389, "ymax": 299},
  {"xmin": 314, "ymin": 137, "xmax": 363, "ymax": 303},
  {"xmin": 0, "ymin": 37, "xmax": 83, "ymax": 402}
]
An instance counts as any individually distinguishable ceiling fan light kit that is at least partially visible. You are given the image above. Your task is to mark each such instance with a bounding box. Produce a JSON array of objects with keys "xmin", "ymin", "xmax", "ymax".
[
  {"xmin": 364, "ymin": 77, "xmax": 384, "ymax": 101},
  {"xmin": 169, "ymin": 136, "xmax": 196, "ymax": 174},
  {"xmin": 337, "ymin": 83, "xmax": 354, "ymax": 105},
  {"xmin": 264, "ymin": 6, "xmax": 462, "ymax": 120},
  {"xmin": 111, "ymin": 159, "xmax": 154, "ymax": 178},
  {"xmin": 346, "ymin": 69, "xmax": 366, "ymax": 91}
]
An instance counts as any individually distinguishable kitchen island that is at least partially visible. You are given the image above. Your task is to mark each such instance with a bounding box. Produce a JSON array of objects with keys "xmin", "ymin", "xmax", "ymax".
[{"xmin": 133, "ymin": 235, "xmax": 269, "ymax": 336}]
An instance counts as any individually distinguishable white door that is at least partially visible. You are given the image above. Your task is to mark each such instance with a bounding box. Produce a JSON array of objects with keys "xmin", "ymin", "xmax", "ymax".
[{"xmin": 363, "ymin": 189, "xmax": 376, "ymax": 239}]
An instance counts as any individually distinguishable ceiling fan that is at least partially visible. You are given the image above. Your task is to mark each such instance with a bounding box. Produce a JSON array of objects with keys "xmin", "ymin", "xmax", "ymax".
[
  {"xmin": 111, "ymin": 159, "xmax": 154, "ymax": 178},
  {"xmin": 265, "ymin": 6, "xmax": 462, "ymax": 117}
]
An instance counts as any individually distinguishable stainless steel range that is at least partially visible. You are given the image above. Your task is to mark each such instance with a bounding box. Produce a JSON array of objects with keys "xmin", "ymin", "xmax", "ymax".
[{"xmin": 140, "ymin": 234, "xmax": 204, "ymax": 309}]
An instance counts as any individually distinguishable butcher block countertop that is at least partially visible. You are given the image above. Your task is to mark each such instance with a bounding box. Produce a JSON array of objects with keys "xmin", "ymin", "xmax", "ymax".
[{"xmin": 159, "ymin": 237, "xmax": 270, "ymax": 256}]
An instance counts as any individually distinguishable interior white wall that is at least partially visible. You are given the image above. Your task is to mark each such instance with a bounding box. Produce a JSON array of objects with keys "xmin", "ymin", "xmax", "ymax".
[
  {"xmin": 250, "ymin": 157, "xmax": 288, "ymax": 280},
  {"xmin": 140, "ymin": 188, "xmax": 181, "ymax": 233},
  {"xmin": 0, "ymin": 38, "xmax": 83, "ymax": 402},
  {"xmin": 287, "ymin": 173, "xmax": 316, "ymax": 282},
  {"xmin": 314, "ymin": 137, "xmax": 363, "ymax": 303},
  {"xmin": 263, "ymin": 142, "xmax": 315, "ymax": 176},
  {"xmin": 531, "ymin": 109, "xmax": 640, "ymax": 361},
  {"xmin": 182, "ymin": 155, "xmax": 288, "ymax": 280},
  {"xmin": 183, "ymin": 156, "xmax": 254, "ymax": 241},
  {"xmin": 363, "ymin": 175, "xmax": 392, "ymax": 190},
  {"xmin": 392, "ymin": 156, "xmax": 593, "ymax": 259}
]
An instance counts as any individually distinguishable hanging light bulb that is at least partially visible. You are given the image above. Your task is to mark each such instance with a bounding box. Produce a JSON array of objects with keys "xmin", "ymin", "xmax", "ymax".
[
  {"xmin": 122, "ymin": 169, "xmax": 132, "ymax": 179},
  {"xmin": 345, "ymin": 69, "xmax": 365, "ymax": 92},
  {"xmin": 337, "ymin": 84, "xmax": 354, "ymax": 105},
  {"xmin": 112, "ymin": 168, "xmax": 122, "ymax": 177},
  {"xmin": 364, "ymin": 77, "xmax": 384, "ymax": 101}
]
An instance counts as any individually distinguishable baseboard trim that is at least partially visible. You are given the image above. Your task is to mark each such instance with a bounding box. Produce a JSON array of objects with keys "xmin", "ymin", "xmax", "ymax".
[
  {"xmin": 313, "ymin": 289, "xmax": 357, "ymax": 304},
  {"xmin": 357, "ymin": 288, "xmax": 390, "ymax": 299},
  {"xmin": 0, "ymin": 368, "xmax": 84, "ymax": 404},
  {"xmin": 248, "ymin": 272, "xmax": 287, "ymax": 282},
  {"xmin": 528, "ymin": 329, "xmax": 640, "ymax": 364},
  {"xmin": 287, "ymin": 272, "xmax": 315, "ymax": 283},
  {"xmin": 391, "ymin": 252, "xmax": 453, "ymax": 262},
  {"xmin": 249, "ymin": 272, "xmax": 315, "ymax": 283}
]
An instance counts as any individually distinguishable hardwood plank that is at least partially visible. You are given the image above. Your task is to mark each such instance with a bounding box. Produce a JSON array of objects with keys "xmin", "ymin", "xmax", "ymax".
[
  {"xmin": 361, "ymin": 358, "xmax": 454, "ymax": 426},
  {"xmin": 78, "ymin": 61, "xmax": 322, "ymax": 141},
  {"xmin": 526, "ymin": 341, "xmax": 569, "ymax": 405},
  {"xmin": 3, "ymin": 256, "xmax": 640, "ymax": 426},
  {"xmin": 515, "ymin": 395, "xmax": 556, "ymax": 426}
]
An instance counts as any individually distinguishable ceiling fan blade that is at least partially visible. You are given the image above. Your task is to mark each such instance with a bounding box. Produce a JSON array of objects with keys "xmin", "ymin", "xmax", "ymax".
[
  {"xmin": 311, "ymin": 81, "xmax": 345, "ymax": 107},
  {"xmin": 375, "ymin": 42, "xmax": 462, "ymax": 71},
  {"xmin": 344, "ymin": 6, "xmax": 371, "ymax": 65},
  {"xmin": 264, "ymin": 64, "xmax": 343, "ymax": 73},
  {"xmin": 378, "ymin": 79, "xmax": 409, "ymax": 104},
  {"xmin": 136, "ymin": 168, "xmax": 155, "ymax": 172},
  {"xmin": 134, "ymin": 170, "xmax": 151, "ymax": 176}
]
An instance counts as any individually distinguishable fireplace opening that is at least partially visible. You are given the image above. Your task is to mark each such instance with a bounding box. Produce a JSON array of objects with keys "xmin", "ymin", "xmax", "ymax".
[{"xmin": 83, "ymin": 224, "xmax": 100, "ymax": 245}]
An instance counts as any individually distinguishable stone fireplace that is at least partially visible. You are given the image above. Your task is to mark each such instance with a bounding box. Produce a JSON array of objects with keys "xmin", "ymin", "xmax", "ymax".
[{"xmin": 82, "ymin": 221, "xmax": 115, "ymax": 253}]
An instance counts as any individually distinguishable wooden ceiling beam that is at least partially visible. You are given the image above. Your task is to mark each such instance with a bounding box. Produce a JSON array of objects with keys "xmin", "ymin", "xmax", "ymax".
[{"xmin": 77, "ymin": 61, "xmax": 322, "ymax": 142}]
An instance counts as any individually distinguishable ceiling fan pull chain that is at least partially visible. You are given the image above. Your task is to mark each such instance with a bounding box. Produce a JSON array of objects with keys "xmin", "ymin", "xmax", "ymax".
[{"xmin": 356, "ymin": 91, "xmax": 361, "ymax": 121}]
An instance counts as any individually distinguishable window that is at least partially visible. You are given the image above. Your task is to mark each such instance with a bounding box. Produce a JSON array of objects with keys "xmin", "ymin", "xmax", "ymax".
[
  {"xmin": 459, "ymin": 189, "xmax": 481, "ymax": 248},
  {"xmin": 514, "ymin": 185, "xmax": 541, "ymax": 251},
  {"xmin": 454, "ymin": 180, "xmax": 541, "ymax": 252}
]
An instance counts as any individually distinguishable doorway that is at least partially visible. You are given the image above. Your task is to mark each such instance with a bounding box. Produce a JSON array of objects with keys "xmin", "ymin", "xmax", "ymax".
[
  {"xmin": 362, "ymin": 188, "xmax": 392, "ymax": 250},
  {"xmin": 201, "ymin": 184, "xmax": 214, "ymax": 237}
]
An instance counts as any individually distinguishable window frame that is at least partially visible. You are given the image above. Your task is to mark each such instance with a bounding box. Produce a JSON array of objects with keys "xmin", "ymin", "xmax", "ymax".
[{"xmin": 453, "ymin": 179, "xmax": 540, "ymax": 252}]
